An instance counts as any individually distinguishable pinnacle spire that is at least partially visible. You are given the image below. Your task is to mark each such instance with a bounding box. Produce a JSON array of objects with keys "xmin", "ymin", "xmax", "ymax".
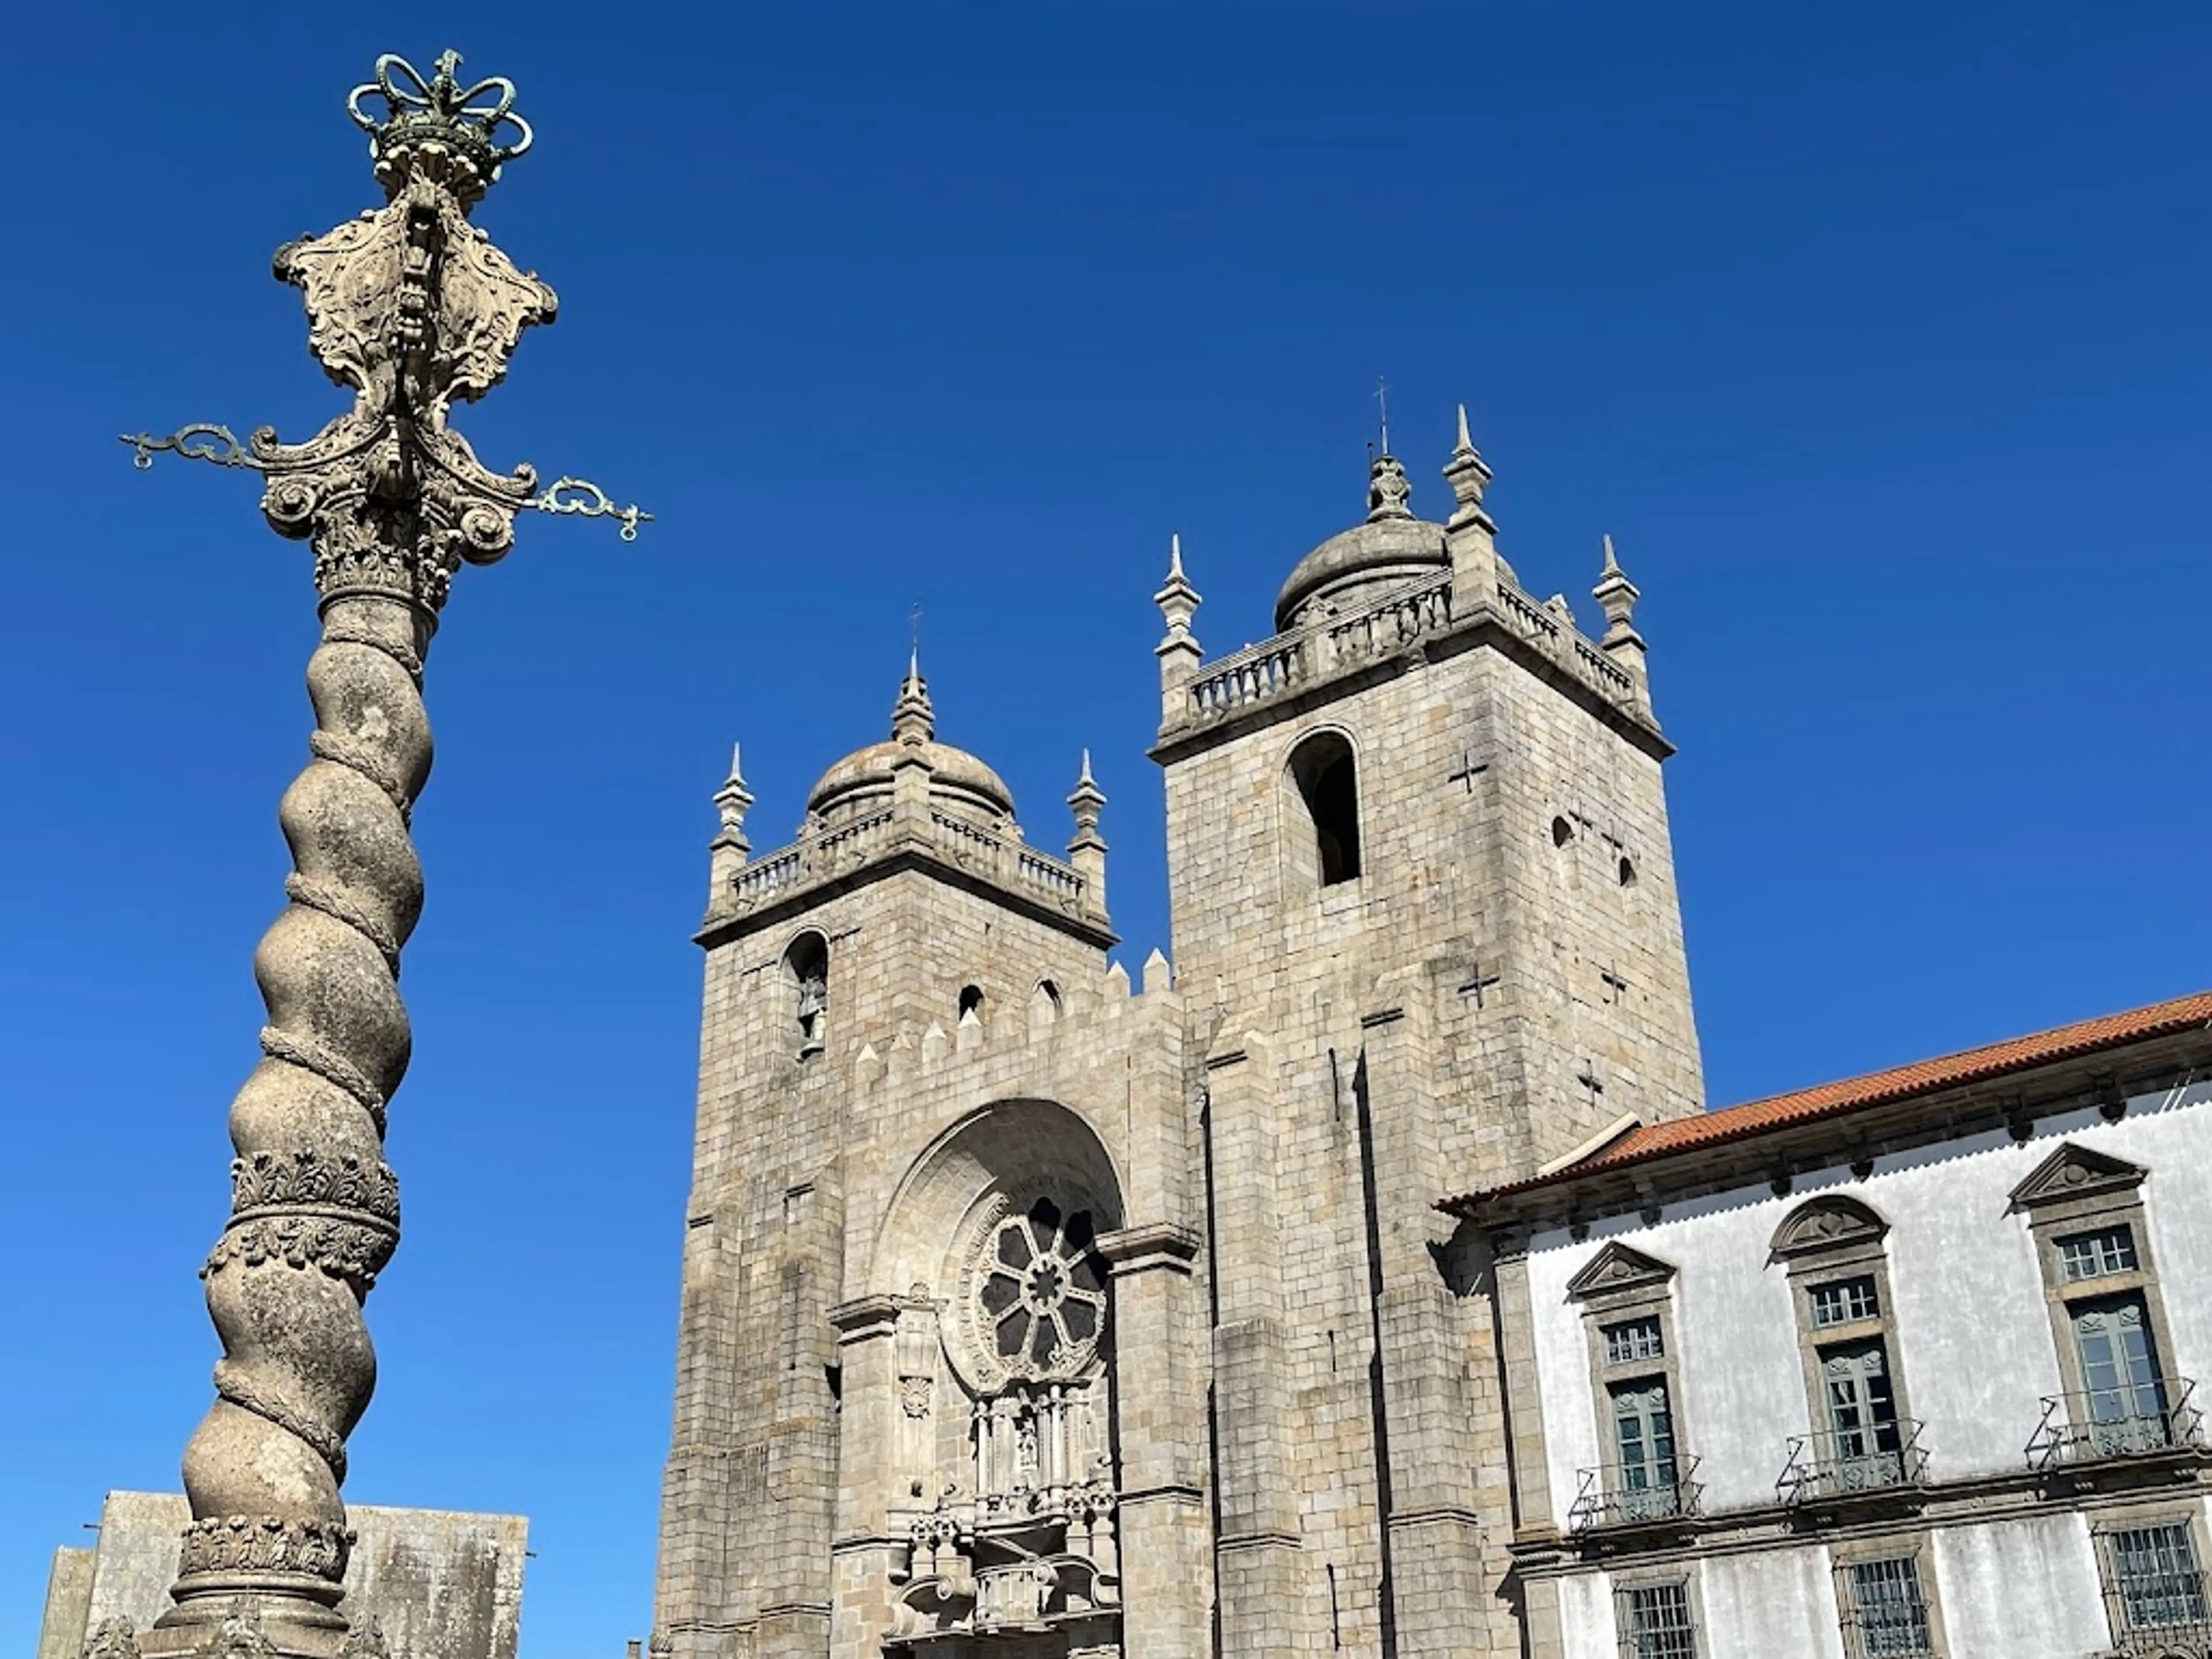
[
  {"xmin": 1592, "ymin": 533, "xmax": 1645, "ymax": 662},
  {"xmin": 712, "ymin": 739, "xmax": 755, "ymax": 850},
  {"xmin": 1069, "ymin": 749, "xmax": 1107, "ymax": 825},
  {"xmin": 1442, "ymin": 398, "xmax": 1495, "ymax": 533},
  {"xmin": 1154, "ymin": 531, "xmax": 1202, "ymax": 653},
  {"xmin": 892, "ymin": 647, "xmax": 934, "ymax": 743}
]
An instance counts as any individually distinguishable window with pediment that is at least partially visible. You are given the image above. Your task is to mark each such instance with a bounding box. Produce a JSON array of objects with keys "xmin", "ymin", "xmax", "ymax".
[
  {"xmin": 1567, "ymin": 1243, "xmax": 1696, "ymax": 1528},
  {"xmin": 1770, "ymin": 1194, "xmax": 1923, "ymax": 1501},
  {"xmin": 2010, "ymin": 1142, "xmax": 2195, "ymax": 1467}
]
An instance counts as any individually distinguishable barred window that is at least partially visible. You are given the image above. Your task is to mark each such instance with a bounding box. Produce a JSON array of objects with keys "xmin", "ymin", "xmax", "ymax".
[
  {"xmin": 1618, "ymin": 1581, "xmax": 1696, "ymax": 1659},
  {"xmin": 1811, "ymin": 1275, "xmax": 1881, "ymax": 1327},
  {"xmin": 2107, "ymin": 1522, "xmax": 2209, "ymax": 1631},
  {"xmin": 2061, "ymin": 1225, "xmax": 2139, "ymax": 1283},
  {"xmin": 1846, "ymin": 1556, "xmax": 1933, "ymax": 1656},
  {"xmin": 1604, "ymin": 1316, "xmax": 1665, "ymax": 1365}
]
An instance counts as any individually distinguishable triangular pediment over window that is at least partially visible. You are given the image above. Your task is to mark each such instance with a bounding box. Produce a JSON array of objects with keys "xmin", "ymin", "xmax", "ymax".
[
  {"xmin": 1565, "ymin": 1241, "xmax": 1676, "ymax": 1301},
  {"xmin": 2009, "ymin": 1142, "xmax": 2147, "ymax": 1212},
  {"xmin": 1770, "ymin": 1194, "xmax": 1889, "ymax": 1261}
]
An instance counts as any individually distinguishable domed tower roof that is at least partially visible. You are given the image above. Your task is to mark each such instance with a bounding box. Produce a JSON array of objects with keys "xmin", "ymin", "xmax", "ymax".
[
  {"xmin": 805, "ymin": 655, "xmax": 1017, "ymax": 825},
  {"xmin": 1274, "ymin": 452, "xmax": 1449, "ymax": 632}
]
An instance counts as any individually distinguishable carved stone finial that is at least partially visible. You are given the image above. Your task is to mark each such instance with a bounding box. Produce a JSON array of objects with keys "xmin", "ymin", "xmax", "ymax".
[
  {"xmin": 713, "ymin": 743, "xmax": 755, "ymax": 852},
  {"xmin": 1366, "ymin": 452, "xmax": 1413, "ymax": 521},
  {"xmin": 893, "ymin": 651, "xmax": 935, "ymax": 744},
  {"xmin": 1442, "ymin": 403, "xmax": 1494, "ymax": 531},
  {"xmin": 83, "ymin": 1617, "xmax": 139, "ymax": 1659},
  {"xmin": 1592, "ymin": 533, "xmax": 1643, "ymax": 647},
  {"xmin": 1067, "ymin": 751, "xmax": 1107, "ymax": 836},
  {"xmin": 337, "ymin": 1616, "xmax": 392, "ymax": 1659},
  {"xmin": 1153, "ymin": 533, "xmax": 1202, "ymax": 651}
]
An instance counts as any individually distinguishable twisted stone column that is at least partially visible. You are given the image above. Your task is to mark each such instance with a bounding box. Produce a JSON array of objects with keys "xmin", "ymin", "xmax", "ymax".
[
  {"xmin": 118, "ymin": 51, "xmax": 643, "ymax": 1659},
  {"xmin": 161, "ymin": 588, "xmax": 431, "ymax": 1647}
]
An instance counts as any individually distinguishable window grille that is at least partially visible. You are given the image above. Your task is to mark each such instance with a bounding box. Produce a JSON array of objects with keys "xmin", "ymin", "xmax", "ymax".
[
  {"xmin": 2106, "ymin": 1522, "xmax": 2209, "ymax": 1631},
  {"xmin": 1604, "ymin": 1316, "xmax": 1665, "ymax": 1365},
  {"xmin": 1845, "ymin": 1556, "xmax": 1933, "ymax": 1657},
  {"xmin": 1618, "ymin": 1581, "xmax": 1697, "ymax": 1659},
  {"xmin": 2060, "ymin": 1225, "xmax": 2139, "ymax": 1283},
  {"xmin": 1811, "ymin": 1275, "xmax": 1880, "ymax": 1327}
]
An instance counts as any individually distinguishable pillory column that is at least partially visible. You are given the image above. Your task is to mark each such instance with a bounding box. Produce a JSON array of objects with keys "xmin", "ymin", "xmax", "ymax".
[{"xmin": 123, "ymin": 51, "xmax": 644, "ymax": 1659}]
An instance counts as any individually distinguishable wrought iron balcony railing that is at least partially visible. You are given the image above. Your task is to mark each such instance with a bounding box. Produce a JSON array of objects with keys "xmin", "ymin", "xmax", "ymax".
[
  {"xmin": 2028, "ymin": 1377, "xmax": 2206, "ymax": 1470},
  {"xmin": 1777, "ymin": 1421, "xmax": 1929, "ymax": 1505},
  {"xmin": 1568, "ymin": 1457, "xmax": 1703, "ymax": 1532},
  {"xmin": 2098, "ymin": 1623, "xmax": 2212, "ymax": 1659}
]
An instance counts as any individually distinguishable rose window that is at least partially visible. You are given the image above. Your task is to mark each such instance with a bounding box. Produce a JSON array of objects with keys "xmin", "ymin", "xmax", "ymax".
[{"xmin": 972, "ymin": 1198, "xmax": 1107, "ymax": 1379}]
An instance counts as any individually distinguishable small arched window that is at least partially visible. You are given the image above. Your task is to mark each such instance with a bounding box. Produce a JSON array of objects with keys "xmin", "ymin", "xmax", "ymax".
[
  {"xmin": 957, "ymin": 984, "xmax": 986, "ymax": 1024},
  {"xmin": 1552, "ymin": 816, "xmax": 1575, "ymax": 848},
  {"xmin": 1619, "ymin": 857, "xmax": 1638, "ymax": 888},
  {"xmin": 1031, "ymin": 979, "xmax": 1063, "ymax": 1023},
  {"xmin": 1289, "ymin": 731, "xmax": 1362, "ymax": 886},
  {"xmin": 784, "ymin": 930, "xmax": 830, "ymax": 1058}
]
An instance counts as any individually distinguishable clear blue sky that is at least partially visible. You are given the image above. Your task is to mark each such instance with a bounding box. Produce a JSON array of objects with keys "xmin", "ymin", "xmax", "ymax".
[{"xmin": 3, "ymin": 4, "xmax": 2206, "ymax": 1656}]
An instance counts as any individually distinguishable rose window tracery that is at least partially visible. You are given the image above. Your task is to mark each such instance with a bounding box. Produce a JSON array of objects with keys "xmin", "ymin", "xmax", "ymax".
[{"xmin": 975, "ymin": 1199, "xmax": 1107, "ymax": 1379}]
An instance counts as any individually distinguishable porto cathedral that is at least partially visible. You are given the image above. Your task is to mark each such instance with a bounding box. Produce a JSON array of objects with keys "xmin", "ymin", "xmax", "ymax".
[
  {"xmin": 656, "ymin": 426, "xmax": 1702, "ymax": 1659},
  {"xmin": 40, "ymin": 50, "xmax": 2212, "ymax": 1659}
]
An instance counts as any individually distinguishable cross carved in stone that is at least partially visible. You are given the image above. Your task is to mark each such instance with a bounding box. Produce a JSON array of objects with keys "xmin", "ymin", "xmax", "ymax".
[
  {"xmin": 1601, "ymin": 965, "xmax": 1631, "ymax": 1005},
  {"xmin": 1576, "ymin": 1062, "xmax": 1605, "ymax": 1109},
  {"xmin": 1457, "ymin": 963, "xmax": 1502, "ymax": 1007},
  {"xmin": 1447, "ymin": 748, "xmax": 1491, "ymax": 794}
]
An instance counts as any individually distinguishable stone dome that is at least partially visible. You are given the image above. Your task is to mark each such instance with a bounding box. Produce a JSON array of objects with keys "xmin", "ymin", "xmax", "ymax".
[
  {"xmin": 1272, "ymin": 452, "xmax": 1449, "ymax": 631},
  {"xmin": 806, "ymin": 738, "xmax": 1015, "ymax": 820},
  {"xmin": 804, "ymin": 658, "xmax": 1016, "ymax": 825},
  {"xmin": 1274, "ymin": 514, "xmax": 1449, "ymax": 632}
]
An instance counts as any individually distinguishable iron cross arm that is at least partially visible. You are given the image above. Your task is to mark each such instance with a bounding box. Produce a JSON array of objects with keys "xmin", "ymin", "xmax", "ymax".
[{"xmin": 120, "ymin": 425, "xmax": 650, "ymax": 543}]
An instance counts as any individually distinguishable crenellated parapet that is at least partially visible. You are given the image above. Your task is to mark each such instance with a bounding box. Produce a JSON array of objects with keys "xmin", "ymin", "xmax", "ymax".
[{"xmin": 849, "ymin": 949, "xmax": 1179, "ymax": 1097}]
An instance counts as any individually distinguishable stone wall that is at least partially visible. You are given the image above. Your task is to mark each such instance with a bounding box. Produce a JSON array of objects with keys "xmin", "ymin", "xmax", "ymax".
[{"xmin": 39, "ymin": 1493, "xmax": 525, "ymax": 1659}]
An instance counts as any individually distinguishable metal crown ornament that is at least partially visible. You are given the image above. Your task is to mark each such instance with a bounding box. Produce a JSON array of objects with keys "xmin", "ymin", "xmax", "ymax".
[{"xmin": 349, "ymin": 50, "xmax": 533, "ymax": 207}]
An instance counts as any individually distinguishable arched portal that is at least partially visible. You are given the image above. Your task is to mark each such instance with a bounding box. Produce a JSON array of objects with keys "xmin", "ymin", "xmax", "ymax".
[{"xmin": 875, "ymin": 1100, "xmax": 1126, "ymax": 1656}]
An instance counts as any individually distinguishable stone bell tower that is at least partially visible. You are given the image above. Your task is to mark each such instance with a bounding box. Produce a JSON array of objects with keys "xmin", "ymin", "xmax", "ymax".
[
  {"xmin": 1151, "ymin": 410, "xmax": 1705, "ymax": 1656},
  {"xmin": 657, "ymin": 660, "xmax": 1210, "ymax": 1659}
]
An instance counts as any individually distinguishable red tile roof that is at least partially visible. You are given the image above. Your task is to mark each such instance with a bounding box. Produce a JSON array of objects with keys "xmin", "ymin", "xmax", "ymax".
[{"xmin": 1443, "ymin": 989, "xmax": 2212, "ymax": 1215}]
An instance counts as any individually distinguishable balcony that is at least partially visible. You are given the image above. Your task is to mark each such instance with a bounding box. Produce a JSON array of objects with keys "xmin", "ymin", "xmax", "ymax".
[
  {"xmin": 1568, "ymin": 1457, "xmax": 1703, "ymax": 1533},
  {"xmin": 1777, "ymin": 1421, "xmax": 1929, "ymax": 1508},
  {"xmin": 2028, "ymin": 1378, "xmax": 2206, "ymax": 1471},
  {"xmin": 2099, "ymin": 1626, "xmax": 2212, "ymax": 1659}
]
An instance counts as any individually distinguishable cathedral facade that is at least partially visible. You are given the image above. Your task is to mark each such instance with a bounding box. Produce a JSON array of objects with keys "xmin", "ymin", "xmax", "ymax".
[{"xmin": 650, "ymin": 411, "xmax": 1708, "ymax": 1659}]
